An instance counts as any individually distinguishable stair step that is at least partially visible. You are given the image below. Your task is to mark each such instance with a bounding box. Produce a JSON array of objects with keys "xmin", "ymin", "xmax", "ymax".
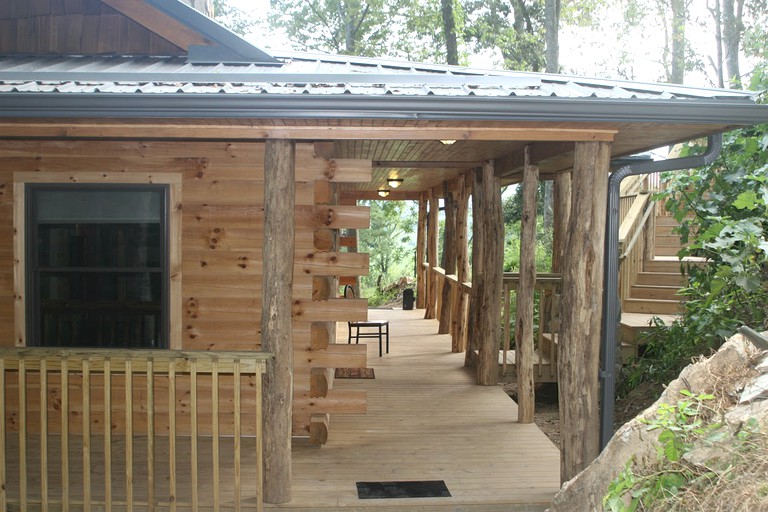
[
  {"xmin": 623, "ymin": 298, "xmax": 684, "ymax": 315},
  {"xmin": 656, "ymin": 216, "xmax": 684, "ymax": 226},
  {"xmin": 635, "ymin": 272, "xmax": 685, "ymax": 286},
  {"xmin": 656, "ymin": 246, "xmax": 684, "ymax": 257},
  {"xmin": 655, "ymin": 234, "xmax": 683, "ymax": 246},
  {"xmin": 630, "ymin": 284, "xmax": 681, "ymax": 301},
  {"xmin": 643, "ymin": 259, "xmax": 685, "ymax": 273}
]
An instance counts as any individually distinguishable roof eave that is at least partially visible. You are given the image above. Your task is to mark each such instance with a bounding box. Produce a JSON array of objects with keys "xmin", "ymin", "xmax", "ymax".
[{"xmin": 0, "ymin": 93, "xmax": 766, "ymax": 126}]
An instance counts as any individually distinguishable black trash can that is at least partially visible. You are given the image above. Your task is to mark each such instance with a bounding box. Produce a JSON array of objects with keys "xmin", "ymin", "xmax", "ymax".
[{"xmin": 403, "ymin": 288, "xmax": 415, "ymax": 310}]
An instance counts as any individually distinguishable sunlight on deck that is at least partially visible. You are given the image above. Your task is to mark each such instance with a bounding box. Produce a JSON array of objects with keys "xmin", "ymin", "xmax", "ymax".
[{"xmin": 271, "ymin": 309, "xmax": 560, "ymax": 511}]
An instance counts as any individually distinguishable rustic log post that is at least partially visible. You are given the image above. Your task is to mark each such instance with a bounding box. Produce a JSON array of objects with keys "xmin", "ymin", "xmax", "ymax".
[
  {"xmin": 438, "ymin": 181, "xmax": 457, "ymax": 334},
  {"xmin": 552, "ymin": 170, "xmax": 572, "ymax": 274},
  {"xmin": 424, "ymin": 189, "xmax": 439, "ymax": 319},
  {"xmin": 516, "ymin": 158, "xmax": 538, "ymax": 423},
  {"xmin": 452, "ymin": 174, "xmax": 470, "ymax": 352},
  {"xmin": 558, "ymin": 141, "xmax": 611, "ymax": 483},
  {"xmin": 465, "ymin": 169, "xmax": 483, "ymax": 367},
  {"xmin": 474, "ymin": 162, "xmax": 504, "ymax": 385},
  {"xmin": 416, "ymin": 193, "xmax": 427, "ymax": 309},
  {"xmin": 262, "ymin": 139, "xmax": 295, "ymax": 503}
]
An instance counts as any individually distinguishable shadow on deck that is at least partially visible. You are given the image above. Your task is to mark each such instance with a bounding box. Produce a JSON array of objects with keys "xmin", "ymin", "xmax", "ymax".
[{"xmin": 272, "ymin": 309, "xmax": 561, "ymax": 511}]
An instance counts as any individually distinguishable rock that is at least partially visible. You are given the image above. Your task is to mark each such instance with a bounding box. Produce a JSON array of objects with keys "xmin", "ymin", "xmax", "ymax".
[
  {"xmin": 546, "ymin": 333, "xmax": 756, "ymax": 512},
  {"xmin": 739, "ymin": 373, "xmax": 768, "ymax": 403}
]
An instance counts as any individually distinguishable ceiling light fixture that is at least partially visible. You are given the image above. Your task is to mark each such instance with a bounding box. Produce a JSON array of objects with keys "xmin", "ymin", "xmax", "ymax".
[
  {"xmin": 377, "ymin": 189, "xmax": 390, "ymax": 198},
  {"xmin": 387, "ymin": 178, "xmax": 404, "ymax": 189},
  {"xmin": 440, "ymin": 139, "xmax": 457, "ymax": 145}
]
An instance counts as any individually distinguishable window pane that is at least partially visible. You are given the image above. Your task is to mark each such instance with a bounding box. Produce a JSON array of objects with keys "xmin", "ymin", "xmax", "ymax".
[{"xmin": 29, "ymin": 185, "xmax": 168, "ymax": 349}]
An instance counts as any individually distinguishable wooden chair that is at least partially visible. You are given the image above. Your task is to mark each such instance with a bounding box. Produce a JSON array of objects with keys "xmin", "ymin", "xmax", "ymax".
[{"xmin": 344, "ymin": 285, "xmax": 389, "ymax": 357}]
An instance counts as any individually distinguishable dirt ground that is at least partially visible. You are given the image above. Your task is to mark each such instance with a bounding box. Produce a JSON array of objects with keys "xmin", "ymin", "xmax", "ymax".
[{"xmin": 502, "ymin": 381, "xmax": 664, "ymax": 448}]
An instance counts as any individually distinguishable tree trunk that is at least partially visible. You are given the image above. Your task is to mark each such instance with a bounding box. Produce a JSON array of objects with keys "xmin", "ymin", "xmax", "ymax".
[
  {"xmin": 424, "ymin": 189, "xmax": 439, "ymax": 319},
  {"xmin": 708, "ymin": 0, "xmax": 725, "ymax": 88},
  {"xmin": 474, "ymin": 162, "xmax": 504, "ymax": 386},
  {"xmin": 416, "ymin": 193, "xmax": 427, "ymax": 309},
  {"xmin": 453, "ymin": 174, "xmax": 471, "ymax": 352},
  {"xmin": 441, "ymin": 0, "xmax": 459, "ymax": 65},
  {"xmin": 544, "ymin": 0, "xmax": 561, "ymax": 73},
  {"xmin": 723, "ymin": 0, "xmax": 744, "ymax": 88},
  {"xmin": 558, "ymin": 141, "xmax": 611, "ymax": 484},
  {"xmin": 262, "ymin": 140, "xmax": 295, "ymax": 503},
  {"xmin": 670, "ymin": 0, "xmax": 686, "ymax": 84},
  {"xmin": 439, "ymin": 181, "xmax": 457, "ymax": 334},
  {"xmin": 516, "ymin": 161, "xmax": 538, "ymax": 423}
]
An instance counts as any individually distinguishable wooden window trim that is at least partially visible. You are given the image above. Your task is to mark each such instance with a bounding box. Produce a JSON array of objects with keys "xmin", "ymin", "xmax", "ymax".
[{"xmin": 14, "ymin": 172, "xmax": 182, "ymax": 349}]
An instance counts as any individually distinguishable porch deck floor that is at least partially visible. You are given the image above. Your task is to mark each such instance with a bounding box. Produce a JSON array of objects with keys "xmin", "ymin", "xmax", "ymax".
[{"xmin": 274, "ymin": 308, "xmax": 560, "ymax": 511}]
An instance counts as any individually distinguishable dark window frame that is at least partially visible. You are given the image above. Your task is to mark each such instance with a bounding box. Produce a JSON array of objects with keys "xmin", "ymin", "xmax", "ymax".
[{"xmin": 25, "ymin": 183, "xmax": 171, "ymax": 348}]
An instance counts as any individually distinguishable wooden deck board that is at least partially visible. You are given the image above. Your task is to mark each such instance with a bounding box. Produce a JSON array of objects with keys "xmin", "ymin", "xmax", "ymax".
[{"xmin": 277, "ymin": 309, "xmax": 560, "ymax": 511}]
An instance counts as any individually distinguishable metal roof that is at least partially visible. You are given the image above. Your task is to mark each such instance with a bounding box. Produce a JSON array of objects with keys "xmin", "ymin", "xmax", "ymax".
[{"xmin": 0, "ymin": 52, "xmax": 767, "ymax": 125}]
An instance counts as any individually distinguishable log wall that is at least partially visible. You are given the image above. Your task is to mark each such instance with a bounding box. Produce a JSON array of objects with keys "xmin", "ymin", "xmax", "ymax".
[{"xmin": 0, "ymin": 139, "xmax": 372, "ymax": 439}]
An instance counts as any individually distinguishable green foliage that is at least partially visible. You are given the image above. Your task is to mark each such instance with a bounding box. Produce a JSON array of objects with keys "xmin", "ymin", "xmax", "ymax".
[
  {"xmin": 603, "ymin": 391, "xmax": 716, "ymax": 512},
  {"xmin": 357, "ymin": 200, "xmax": 417, "ymax": 303},
  {"xmin": 623, "ymin": 115, "xmax": 768, "ymax": 393},
  {"xmin": 213, "ymin": 0, "xmax": 259, "ymax": 35},
  {"xmin": 503, "ymin": 217, "xmax": 552, "ymax": 272}
]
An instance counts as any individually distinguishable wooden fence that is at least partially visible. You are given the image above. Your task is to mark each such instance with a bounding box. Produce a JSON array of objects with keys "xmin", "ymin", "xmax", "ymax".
[{"xmin": 0, "ymin": 348, "xmax": 270, "ymax": 511}]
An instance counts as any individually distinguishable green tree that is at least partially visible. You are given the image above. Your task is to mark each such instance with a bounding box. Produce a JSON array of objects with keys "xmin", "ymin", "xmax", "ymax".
[
  {"xmin": 213, "ymin": 0, "xmax": 258, "ymax": 36},
  {"xmin": 358, "ymin": 201, "xmax": 417, "ymax": 300},
  {"xmin": 268, "ymin": 0, "xmax": 397, "ymax": 56}
]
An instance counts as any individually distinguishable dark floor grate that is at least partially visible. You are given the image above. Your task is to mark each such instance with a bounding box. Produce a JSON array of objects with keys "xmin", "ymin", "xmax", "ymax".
[{"xmin": 356, "ymin": 480, "xmax": 451, "ymax": 499}]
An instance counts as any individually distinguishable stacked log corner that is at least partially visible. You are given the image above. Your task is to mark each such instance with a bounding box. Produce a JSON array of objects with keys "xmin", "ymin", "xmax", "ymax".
[{"xmin": 558, "ymin": 141, "xmax": 612, "ymax": 483}]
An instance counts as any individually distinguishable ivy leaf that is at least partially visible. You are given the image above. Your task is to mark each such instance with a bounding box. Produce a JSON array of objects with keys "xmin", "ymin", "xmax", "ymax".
[{"xmin": 733, "ymin": 191, "xmax": 759, "ymax": 210}]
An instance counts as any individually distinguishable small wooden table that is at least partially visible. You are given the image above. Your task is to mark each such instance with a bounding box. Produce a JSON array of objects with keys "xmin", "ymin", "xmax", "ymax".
[{"xmin": 348, "ymin": 320, "xmax": 390, "ymax": 357}]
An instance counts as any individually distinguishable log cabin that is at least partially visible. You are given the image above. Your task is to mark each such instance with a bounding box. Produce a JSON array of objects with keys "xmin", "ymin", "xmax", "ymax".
[{"xmin": 0, "ymin": 0, "xmax": 767, "ymax": 509}]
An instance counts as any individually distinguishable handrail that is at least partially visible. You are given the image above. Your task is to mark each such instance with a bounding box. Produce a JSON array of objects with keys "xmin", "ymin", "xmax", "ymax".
[
  {"xmin": 1, "ymin": 347, "xmax": 270, "ymax": 510},
  {"xmin": 620, "ymin": 200, "xmax": 655, "ymax": 261}
]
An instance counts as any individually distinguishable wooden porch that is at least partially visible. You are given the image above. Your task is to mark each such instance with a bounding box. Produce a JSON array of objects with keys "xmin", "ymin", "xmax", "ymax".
[{"xmin": 275, "ymin": 308, "xmax": 560, "ymax": 511}]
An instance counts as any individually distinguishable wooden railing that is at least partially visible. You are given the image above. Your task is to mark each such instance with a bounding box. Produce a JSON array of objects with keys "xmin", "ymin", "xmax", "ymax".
[
  {"xmin": 500, "ymin": 274, "xmax": 562, "ymax": 381},
  {"xmin": 428, "ymin": 265, "xmax": 471, "ymax": 352},
  {"xmin": 0, "ymin": 348, "xmax": 270, "ymax": 511}
]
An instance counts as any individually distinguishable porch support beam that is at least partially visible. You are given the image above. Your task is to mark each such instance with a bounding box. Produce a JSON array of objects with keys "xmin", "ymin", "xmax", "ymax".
[
  {"xmin": 473, "ymin": 161, "xmax": 504, "ymax": 385},
  {"xmin": 424, "ymin": 189, "xmax": 439, "ymax": 320},
  {"xmin": 416, "ymin": 193, "xmax": 427, "ymax": 310},
  {"xmin": 262, "ymin": 139, "xmax": 295, "ymax": 503},
  {"xmin": 552, "ymin": 170, "xmax": 572, "ymax": 274},
  {"xmin": 516, "ymin": 153, "xmax": 538, "ymax": 423},
  {"xmin": 558, "ymin": 141, "xmax": 611, "ymax": 483},
  {"xmin": 0, "ymin": 122, "xmax": 618, "ymax": 142},
  {"xmin": 438, "ymin": 180, "xmax": 457, "ymax": 335},
  {"xmin": 452, "ymin": 174, "xmax": 471, "ymax": 352}
]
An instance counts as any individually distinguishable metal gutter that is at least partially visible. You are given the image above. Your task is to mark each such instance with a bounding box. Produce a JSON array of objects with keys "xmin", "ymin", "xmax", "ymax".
[
  {"xmin": 599, "ymin": 134, "xmax": 723, "ymax": 450},
  {"xmin": 0, "ymin": 94, "xmax": 767, "ymax": 125}
]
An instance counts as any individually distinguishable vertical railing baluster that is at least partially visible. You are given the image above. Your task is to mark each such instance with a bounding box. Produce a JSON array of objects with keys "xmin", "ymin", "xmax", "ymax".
[
  {"xmin": 104, "ymin": 358, "xmax": 112, "ymax": 511},
  {"xmin": 40, "ymin": 358, "xmax": 49, "ymax": 509},
  {"xmin": 212, "ymin": 359, "xmax": 220, "ymax": 512},
  {"xmin": 168, "ymin": 365, "xmax": 177, "ymax": 511},
  {"xmin": 147, "ymin": 358, "xmax": 155, "ymax": 511},
  {"xmin": 256, "ymin": 369, "xmax": 264, "ymax": 512},
  {"xmin": 19, "ymin": 358, "xmax": 27, "ymax": 510},
  {"xmin": 61, "ymin": 359, "xmax": 69, "ymax": 511},
  {"xmin": 0, "ymin": 359, "xmax": 6, "ymax": 512},
  {"xmin": 234, "ymin": 360, "xmax": 242, "ymax": 512},
  {"xmin": 125, "ymin": 359, "xmax": 134, "ymax": 511},
  {"xmin": 83, "ymin": 359, "xmax": 92, "ymax": 512},
  {"xmin": 190, "ymin": 360, "xmax": 199, "ymax": 512}
]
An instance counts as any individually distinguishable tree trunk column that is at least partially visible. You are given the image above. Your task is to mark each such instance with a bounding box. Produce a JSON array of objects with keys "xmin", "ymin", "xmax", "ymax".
[
  {"xmin": 516, "ymin": 161, "xmax": 538, "ymax": 423},
  {"xmin": 262, "ymin": 140, "xmax": 295, "ymax": 503},
  {"xmin": 416, "ymin": 193, "xmax": 427, "ymax": 309},
  {"xmin": 438, "ymin": 180, "xmax": 457, "ymax": 334},
  {"xmin": 424, "ymin": 189, "xmax": 439, "ymax": 319},
  {"xmin": 452, "ymin": 173, "xmax": 470, "ymax": 352},
  {"xmin": 558, "ymin": 141, "xmax": 611, "ymax": 483},
  {"xmin": 474, "ymin": 162, "xmax": 504, "ymax": 386}
]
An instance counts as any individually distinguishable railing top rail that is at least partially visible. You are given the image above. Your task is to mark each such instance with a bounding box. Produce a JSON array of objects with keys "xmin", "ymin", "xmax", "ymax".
[{"xmin": 0, "ymin": 347, "xmax": 272, "ymax": 374}]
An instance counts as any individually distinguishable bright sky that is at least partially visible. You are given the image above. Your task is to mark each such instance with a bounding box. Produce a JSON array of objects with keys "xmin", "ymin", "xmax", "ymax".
[{"xmin": 225, "ymin": 0, "xmax": 754, "ymax": 89}]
